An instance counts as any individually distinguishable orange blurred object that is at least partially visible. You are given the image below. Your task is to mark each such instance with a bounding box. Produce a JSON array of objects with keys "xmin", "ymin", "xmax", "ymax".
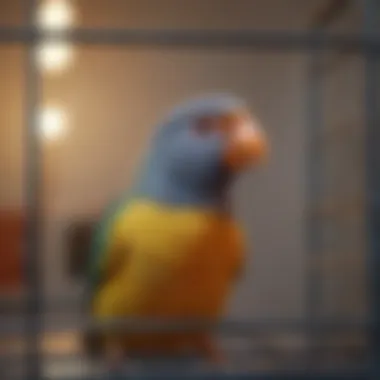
[{"xmin": 0, "ymin": 211, "xmax": 24, "ymax": 292}]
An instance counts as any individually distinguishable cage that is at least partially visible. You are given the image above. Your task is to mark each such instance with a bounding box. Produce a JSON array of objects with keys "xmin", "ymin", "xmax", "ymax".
[{"xmin": 0, "ymin": 0, "xmax": 379, "ymax": 379}]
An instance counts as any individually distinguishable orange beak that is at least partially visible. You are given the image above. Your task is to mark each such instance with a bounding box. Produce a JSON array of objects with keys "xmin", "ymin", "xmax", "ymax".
[{"xmin": 224, "ymin": 117, "xmax": 268, "ymax": 171}]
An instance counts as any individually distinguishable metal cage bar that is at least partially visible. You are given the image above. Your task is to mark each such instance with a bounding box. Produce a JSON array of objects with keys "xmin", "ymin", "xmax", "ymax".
[
  {"xmin": 0, "ymin": 26, "xmax": 378, "ymax": 51},
  {"xmin": 305, "ymin": 48, "xmax": 325, "ymax": 370},
  {"xmin": 22, "ymin": 1, "xmax": 44, "ymax": 380},
  {"xmin": 364, "ymin": 1, "xmax": 380, "ymax": 378}
]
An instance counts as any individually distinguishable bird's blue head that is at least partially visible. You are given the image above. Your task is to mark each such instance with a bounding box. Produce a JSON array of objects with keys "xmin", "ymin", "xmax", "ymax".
[{"xmin": 135, "ymin": 94, "xmax": 267, "ymax": 211}]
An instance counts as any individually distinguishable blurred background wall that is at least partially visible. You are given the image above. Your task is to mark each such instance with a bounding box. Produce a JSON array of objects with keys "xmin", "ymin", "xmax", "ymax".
[{"xmin": 0, "ymin": 0, "xmax": 367, "ymax": 323}]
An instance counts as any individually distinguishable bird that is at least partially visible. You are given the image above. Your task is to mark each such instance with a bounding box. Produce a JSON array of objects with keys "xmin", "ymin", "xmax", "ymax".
[{"xmin": 84, "ymin": 93, "xmax": 268, "ymax": 368}]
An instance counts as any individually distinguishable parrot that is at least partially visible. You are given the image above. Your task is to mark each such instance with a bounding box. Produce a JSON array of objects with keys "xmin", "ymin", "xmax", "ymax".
[{"xmin": 84, "ymin": 93, "xmax": 268, "ymax": 368}]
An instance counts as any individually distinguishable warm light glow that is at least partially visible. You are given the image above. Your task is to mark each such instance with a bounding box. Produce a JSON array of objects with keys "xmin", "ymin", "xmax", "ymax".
[
  {"xmin": 39, "ymin": 107, "xmax": 67, "ymax": 142},
  {"xmin": 36, "ymin": 1, "xmax": 76, "ymax": 74},
  {"xmin": 37, "ymin": 0, "xmax": 75, "ymax": 31},
  {"xmin": 36, "ymin": 41, "xmax": 74, "ymax": 73}
]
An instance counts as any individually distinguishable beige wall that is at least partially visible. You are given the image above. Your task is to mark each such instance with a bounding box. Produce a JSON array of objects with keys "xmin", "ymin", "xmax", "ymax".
[
  {"xmin": 319, "ymin": 53, "xmax": 367, "ymax": 319},
  {"xmin": 0, "ymin": 47, "xmax": 24, "ymax": 210},
  {"xmin": 73, "ymin": 0, "xmax": 320, "ymax": 30},
  {"xmin": 314, "ymin": 2, "xmax": 368, "ymax": 319}
]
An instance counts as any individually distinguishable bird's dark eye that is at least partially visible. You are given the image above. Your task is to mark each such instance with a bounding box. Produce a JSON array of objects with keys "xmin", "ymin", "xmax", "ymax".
[{"xmin": 193, "ymin": 113, "xmax": 245, "ymax": 138}]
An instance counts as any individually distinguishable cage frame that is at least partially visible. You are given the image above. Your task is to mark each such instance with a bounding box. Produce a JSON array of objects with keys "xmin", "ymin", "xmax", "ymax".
[{"xmin": 0, "ymin": 0, "xmax": 378, "ymax": 379}]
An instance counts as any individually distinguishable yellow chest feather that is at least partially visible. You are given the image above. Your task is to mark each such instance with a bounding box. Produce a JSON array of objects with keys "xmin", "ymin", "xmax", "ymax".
[{"xmin": 93, "ymin": 200, "xmax": 244, "ymax": 319}]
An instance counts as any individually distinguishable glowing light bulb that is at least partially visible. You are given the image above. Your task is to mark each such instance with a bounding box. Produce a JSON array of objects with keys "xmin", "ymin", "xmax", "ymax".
[
  {"xmin": 39, "ymin": 107, "xmax": 67, "ymax": 142},
  {"xmin": 37, "ymin": 0, "xmax": 75, "ymax": 31},
  {"xmin": 36, "ymin": 41, "xmax": 74, "ymax": 73},
  {"xmin": 35, "ymin": 1, "xmax": 76, "ymax": 74}
]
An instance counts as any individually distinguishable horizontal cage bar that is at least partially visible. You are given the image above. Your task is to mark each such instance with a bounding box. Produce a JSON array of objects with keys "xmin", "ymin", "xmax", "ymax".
[
  {"xmin": 28, "ymin": 370, "xmax": 369, "ymax": 380},
  {"xmin": 0, "ymin": 317, "xmax": 369, "ymax": 336},
  {"xmin": 0, "ymin": 27, "xmax": 378, "ymax": 51}
]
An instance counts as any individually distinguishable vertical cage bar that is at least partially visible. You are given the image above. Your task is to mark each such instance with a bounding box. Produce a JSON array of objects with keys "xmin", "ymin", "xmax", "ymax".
[
  {"xmin": 23, "ymin": 0, "xmax": 43, "ymax": 379},
  {"xmin": 305, "ymin": 47, "xmax": 324, "ymax": 368},
  {"xmin": 365, "ymin": 56, "xmax": 380, "ymax": 378},
  {"xmin": 363, "ymin": 0, "xmax": 380, "ymax": 377},
  {"xmin": 364, "ymin": 0, "xmax": 380, "ymax": 376}
]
